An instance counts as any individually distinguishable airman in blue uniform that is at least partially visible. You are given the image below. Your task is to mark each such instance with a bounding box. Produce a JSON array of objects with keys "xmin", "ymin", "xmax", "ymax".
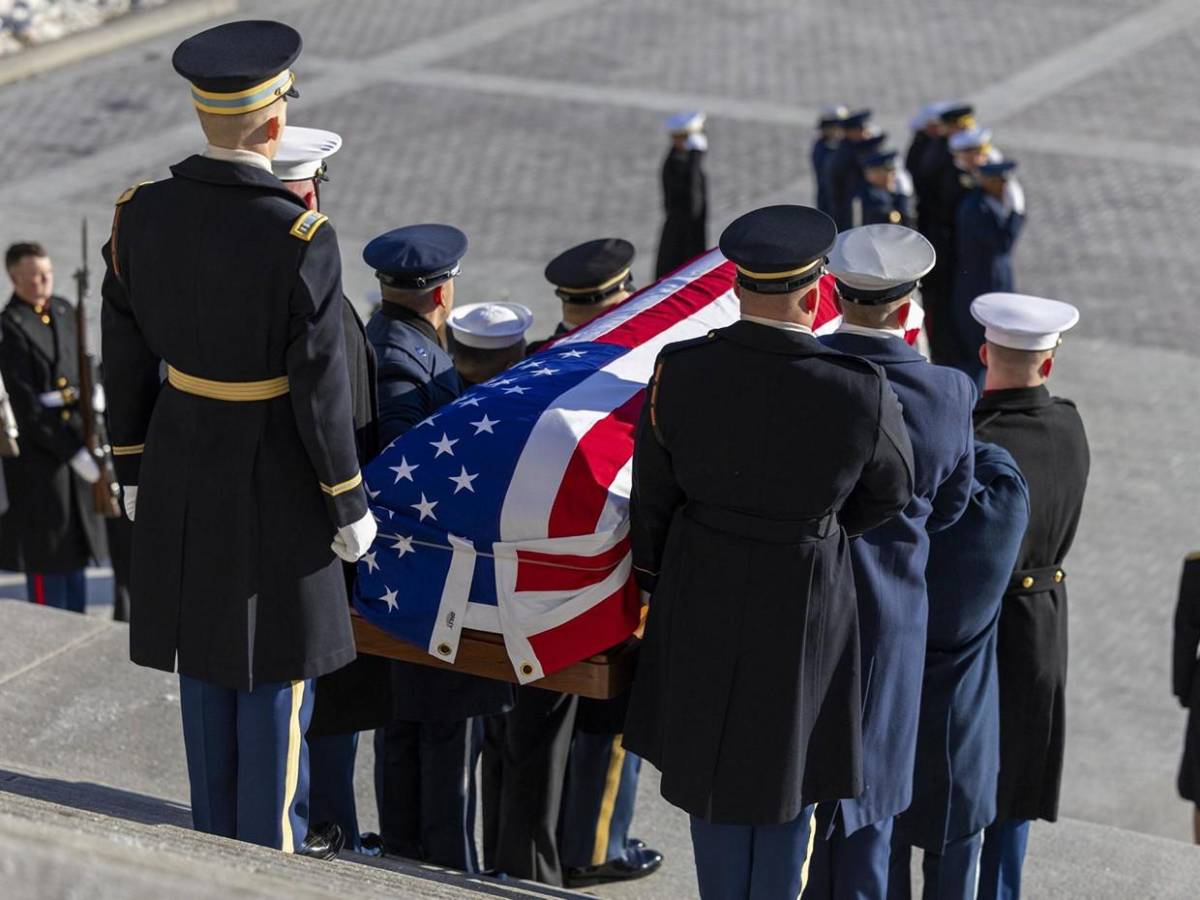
[
  {"xmin": 824, "ymin": 109, "xmax": 873, "ymax": 231},
  {"xmin": 812, "ymin": 105, "xmax": 849, "ymax": 218},
  {"xmin": 856, "ymin": 151, "xmax": 913, "ymax": 228},
  {"xmin": 807, "ymin": 225, "xmax": 975, "ymax": 899}
]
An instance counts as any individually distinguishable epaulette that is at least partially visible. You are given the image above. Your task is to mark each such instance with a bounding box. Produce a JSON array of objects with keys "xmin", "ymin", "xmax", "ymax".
[
  {"xmin": 658, "ymin": 332, "xmax": 716, "ymax": 358},
  {"xmin": 649, "ymin": 334, "xmax": 713, "ymax": 444},
  {"xmin": 115, "ymin": 181, "xmax": 153, "ymax": 206},
  {"xmin": 290, "ymin": 210, "xmax": 329, "ymax": 242},
  {"xmin": 1052, "ymin": 396, "xmax": 1078, "ymax": 409}
]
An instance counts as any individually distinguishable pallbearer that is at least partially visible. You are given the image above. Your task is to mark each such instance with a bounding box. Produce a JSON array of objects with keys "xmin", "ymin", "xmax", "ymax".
[
  {"xmin": 447, "ymin": 301, "xmax": 533, "ymax": 385},
  {"xmin": 625, "ymin": 205, "xmax": 915, "ymax": 899},
  {"xmin": 968, "ymin": 293, "xmax": 1089, "ymax": 900},
  {"xmin": 101, "ymin": 20, "xmax": 375, "ymax": 856},
  {"xmin": 528, "ymin": 238, "xmax": 637, "ymax": 355}
]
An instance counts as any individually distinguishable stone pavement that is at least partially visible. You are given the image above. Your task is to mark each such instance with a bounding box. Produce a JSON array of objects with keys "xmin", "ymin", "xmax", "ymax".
[{"xmin": 0, "ymin": 0, "xmax": 1198, "ymax": 893}]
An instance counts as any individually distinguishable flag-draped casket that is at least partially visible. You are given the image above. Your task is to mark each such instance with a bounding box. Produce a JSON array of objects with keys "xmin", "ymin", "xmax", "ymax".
[{"xmin": 354, "ymin": 249, "xmax": 920, "ymax": 683}]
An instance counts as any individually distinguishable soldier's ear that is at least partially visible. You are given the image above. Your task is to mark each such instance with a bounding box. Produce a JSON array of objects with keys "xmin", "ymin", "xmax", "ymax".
[
  {"xmin": 265, "ymin": 115, "xmax": 283, "ymax": 141},
  {"xmin": 802, "ymin": 285, "xmax": 819, "ymax": 313},
  {"xmin": 1040, "ymin": 357, "xmax": 1054, "ymax": 379},
  {"xmin": 978, "ymin": 344, "xmax": 989, "ymax": 368}
]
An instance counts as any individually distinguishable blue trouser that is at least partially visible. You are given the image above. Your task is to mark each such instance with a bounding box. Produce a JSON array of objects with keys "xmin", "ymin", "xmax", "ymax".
[
  {"xmin": 308, "ymin": 731, "xmax": 361, "ymax": 852},
  {"xmin": 804, "ymin": 805, "xmax": 894, "ymax": 899},
  {"xmin": 888, "ymin": 830, "xmax": 984, "ymax": 900},
  {"xmin": 374, "ymin": 718, "xmax": 482, "ymax": 871},
  {"xmin": 976, "ymin": 819, "xmax": 1029, "ymax": 900},
  {"xmin": 559, "ymin": 731, "xmax": 642, "ymax": 868},
  {"xmin": 178, "ymin": 675, "xmax": 314, "ymax": 852},
  {"xmin": 26, "ymin": 570, "xmax": 86, "ymax": 613},
  {"xmin": 691, "ymin": 806, "xmax": 815, "ymax": 900}
]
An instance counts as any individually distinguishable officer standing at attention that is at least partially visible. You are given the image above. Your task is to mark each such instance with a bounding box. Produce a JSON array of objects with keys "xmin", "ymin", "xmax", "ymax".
[
  {"xmin": 272, "ymin": 125, "xmax": 389, "ymax": 856},
  {"xmin": 905, "ymin": 102, "xmax": 952, "ymax": 219},
  {"xmin": 624, "ymin": 205, "xmax": 915, "ymax": 899},
  {"xmin": 1, "ymin": 241, "xmax": 106, "ymax": 612},
  {"xmin": 654, "ymin": 111, "xmax": 708, "ymax": 278},
  {"xmin": 446, "ymin": 301, "xmax": 533, "ymax": 385},
  {"xmin": 100, "ymin": 20, "xmax": 376, "ymax": 857},
  {"xmin": 968, "ymin": 294, "xmax": 1089, "ymax": 900},
  {"xmin": 363, "ymin": 225, "xmax": 513, "ymax": 871},
  {"xmin": 1172, "ymin": 553, "xmax": 1200, "ymax": 845},
  {"xmin": 890, "ymin": 440, "xmax": 1029, "ymax": 900},
  {"xmin": 812, "ymin": 105, "xmax": 848, "ymax": 218},
  {"xmin": 824, "ymin": 108, "xmax": 873, "ymax": 231},
  {"xmin": 807, "ymin": 225, "xmax": 975, "ymax": 899},
  {"xmin": 527, "ymin": 238, "xmax": 637, "ymax": 355},
  {"xmin": 856, "ymin": 151, "xmax": 914, "ymax": 227},
  {"xmin": 949, "ymin": 160, "xmax": 1026, "ymax": 389}
]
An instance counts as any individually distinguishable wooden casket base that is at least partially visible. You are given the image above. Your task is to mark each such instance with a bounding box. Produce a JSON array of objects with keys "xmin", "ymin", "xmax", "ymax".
[{"xmin": 351, "ymin": 611, "xmax": 639, "ymax": 700}]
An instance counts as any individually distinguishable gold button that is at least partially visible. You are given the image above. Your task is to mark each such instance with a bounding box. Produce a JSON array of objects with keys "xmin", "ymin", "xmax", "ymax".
[
  {"xmin": 1054, "ymin": 570, "xmax": 1064, "ymax": 583},
  {"xmin": 60, "ymin": 410, "xmax": 71, "ymax": 422},
  {"xmin": 56, "ymin": 377, "xmax": 67, "ymax": 388},
  {"xmin": 41, "ymin": 315, "xmax": 51, "ymax": 325},
  {"xmin": 520, "ymin": 663, "xmax": 535, "ymax": 677},
  {"xmin": 436, "ymin": 642, "xmax": 452, "ymax": 656},
  {"xmin": 1021, "ymin": 576, "xmax": 1034, "ymax": 589},
  {"xmin": 889, "ymin": 210, "xmax": 901, "ymax": 223}
]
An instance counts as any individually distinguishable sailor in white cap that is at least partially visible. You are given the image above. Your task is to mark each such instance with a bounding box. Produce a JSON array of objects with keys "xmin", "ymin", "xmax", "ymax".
[
  {"xmin": 447, "ymin": 301, "xmax": 534, "ymax": 385},
  {"xmin": 655, "ymin": 111, "xmax": 709, "ymax": 277},
  {"xmin": 969, "ymin": 292, "xmax": 1088, "ymax": 900},
  {"xmin": 272, "ymin": 125, "xmax": 342, "ymax": 209},
  {"xmin": 811, "ymin": 224, "xmax": 976, "ymax": 899}
]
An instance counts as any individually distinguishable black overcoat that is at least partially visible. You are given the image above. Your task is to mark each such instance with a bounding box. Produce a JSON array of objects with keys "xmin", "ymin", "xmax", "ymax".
[
  {"xmin": 975, "ymin": 385, "xmax": 1089, "ymax": 822},
  {"xmin": 654, "ymin": 148, "xmax": 708, "ymax": 278},
  {"xmin": 1173, "ymin": 555, "xmax": 1200, "ymax": 801},
  {"xmin": 100, "ymin": 156, "xmax": 368, "ymax": 692},
  {"xmin": 624, "ymin": 322, "xmax": 915, "ymax": 825},
  {"xmin": 0, "ymin": 295, "xmax": 105, "ymax": 573}
]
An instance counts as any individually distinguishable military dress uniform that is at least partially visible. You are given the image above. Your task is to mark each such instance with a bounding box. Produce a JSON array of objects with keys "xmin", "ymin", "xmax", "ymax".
[
  {"xmin": 807, "ymin": 226, "xmax": 975, "ymax": 899},
  {"xmin": 890, "ymin": 441, "xmax": 1029, "ymax": 900},
  {"xmin": 363, "ymin": 225, "xmax": 513, "ymax": 872},
  {"xmin": 824, "ymin": 110, "xmax": 874, "ymax": 231},
  {"xmin": 856, "ymin": 151, "xmax": 914, "ymax": 228},
  {"xmin": 0, "ymin": 293, "xmax": 105, "ymax": 611},
  {"xmin": 967, "ymin": 294, "xmax": 1089, "ymax": 900},
  {"xmin": 100, "ymin": 21, "xmax": 372, "ymax": 855},
  {"xmin": 625, "ymin": 205, "xmax": 915, "ymax": 899},
  {"xmin": 655, "ymin": 112, "xmax": 708, "ymax": 278},
  {"xmin": 1173, "ymin": 555, "xmax": 1200, "ymax": 817},
  {"xmin": 812, "ymin": 106, "xmax": 849, "ymax": 218}
]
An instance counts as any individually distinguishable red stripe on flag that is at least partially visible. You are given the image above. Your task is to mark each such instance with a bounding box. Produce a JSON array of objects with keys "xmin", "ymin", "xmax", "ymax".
[
  {"xmin": 515, "ymin": 538, "xmax": 631, "ymax": 593},
  {"xmin": 526, "ymin": 577, "xmax": 642, "ymax": 676},
  {"xmin": 816, "ymin": 274, "xmax": 839, "ymax": 329},
  {"xmin": 32, "ymin": 574, "xmax": 46, "ymax": 605},
  {"xmin": 594, "ymin": 262, "xmax": 735, "ymax": 350},
  {"xmin": 547, "ymin": 390, "xmax": 645, "ymax": 538}
]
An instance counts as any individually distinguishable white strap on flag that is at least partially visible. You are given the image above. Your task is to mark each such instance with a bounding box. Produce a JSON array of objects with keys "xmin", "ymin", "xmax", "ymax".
[{"xmin": 426, "ymin": 534, "xmax": 476, "ymax": 663}]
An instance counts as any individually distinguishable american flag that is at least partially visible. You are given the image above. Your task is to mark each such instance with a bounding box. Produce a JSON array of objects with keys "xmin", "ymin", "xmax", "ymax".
[{"xmin": 353, "ymin": 249, "xmax": 922, "ymax": 682}]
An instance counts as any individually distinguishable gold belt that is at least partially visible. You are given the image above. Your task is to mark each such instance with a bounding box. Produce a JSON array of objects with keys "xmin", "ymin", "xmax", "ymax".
[{"xmin": 167, "ymin": 365, "xmax": 289, "ymax": 401}]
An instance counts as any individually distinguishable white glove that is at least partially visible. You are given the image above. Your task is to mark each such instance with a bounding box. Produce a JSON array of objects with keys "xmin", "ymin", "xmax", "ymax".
[
  {"xmin": 69, "ymin": 447, "xmax": 101, "ymax": 484},
  {"xmin": 331, "ymin": 511, "xmax": 378, "ymax": 563},
  {"xmin": 122, "ymin": 485, "xmax": 137, "ymax": 522},
  {"xmin": 92, "ymin": 384, "xmax": 106, "ymax": 413},
  {"xmin": 685, "ymin": 132, "xmax": 708, "ymax": 152},
  {"xmin": 1003, "ymin": 178, "xmax": 1026, "ymax": 216}
]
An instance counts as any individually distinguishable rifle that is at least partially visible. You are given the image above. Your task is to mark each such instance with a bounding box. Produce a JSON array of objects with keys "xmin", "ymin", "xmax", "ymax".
[{"xmin": 74, "ymin": 219, "xmax": 121, "ymax": 518}]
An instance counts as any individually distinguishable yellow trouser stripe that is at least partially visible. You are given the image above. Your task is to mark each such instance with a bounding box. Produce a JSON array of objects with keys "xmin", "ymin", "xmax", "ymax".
[
  {"xmin": 592, "ymin": 735, "xmax": 627, "ymax": 865},
  {"xmin": 799, "ymin": 807, "xmax": 817, "ymax": 891},
  {"xmin": 320, "ymin": 472, "xmax": 363, "ymax": 497},
  {"xmin": 280, "ymin": 680, "xmax": 305, "ymax": 853},
  {"xmin": 167, "ymin": 365, "xmax": 289, "ymax": 402}
]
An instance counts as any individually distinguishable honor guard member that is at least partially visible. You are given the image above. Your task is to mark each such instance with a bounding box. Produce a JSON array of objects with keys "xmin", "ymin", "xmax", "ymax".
[
  {"xmin": 891, "ymin": 441, "xmax": 1029, "ymax": 900},
  {"xmin": 364, "ymin": 225, "xmax": 514, "ymax": 871},
  {"xmin": 813, "ymin": 105, "xmax": 849, "ymax": 218},
  {"xmin": 905, "ymin": 102, "xmax": 953, "ymax": 216},
  {"xmin": 527, "ymin": 238, "xmax": 637, "ymax": 355},
  {"xmin": 1, "ymin": 242, "xmax": 106, "ymax": 612},
  {"xmin": 272, "ymin": 125, "xmax": 388, "ymax": 856},
  {"xmin": 808, "ymin": 225, "xmax": 975, "ymax": 899},
  {"xmin": 1173, "ymin": 553, "xmax": 1200, "ymax": 845},
  {"xmin": 824, "ymin": 108, "xmax": 873, "ymax": 231},
  {"xmin": 655, "ymin": 111, "xmax": 708, "ymax": 278},
  {"xmin": 447, "ymin": 302, "xmax": 533, "ymax": 386},
  {"xmin": 856, "ymin": 151, "xmax": 913, "ymax": 228},
  {"xmin": 949, "ymin": 160, "xmax": 1026, "ymax": 390},
  {"xmin": 100, "ymin": 21, "xmax": 376, "ymax": 856},
  {"xmin": 967, "ymin": 294, "xmax": 1088, "ymax": 900},
  {"xmin": 624, "ymin": 205, "xmax": 915, "ymax": 900}
]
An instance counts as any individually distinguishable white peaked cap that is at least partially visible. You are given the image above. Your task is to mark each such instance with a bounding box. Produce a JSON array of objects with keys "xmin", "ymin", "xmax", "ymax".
[
  {"xmin": 448, "ymin": 302, "xmax": 534, "ymax": 350},
  {"xmin": 666, "ymin": 110, "xmax": 706, "ymax": 134},
  {"xmin": 827, "ymin": 224, "xmax": 936, "ymax": 293},
  {"xmin": 970, "ymin": 293, "xmax": 1080, "ymax": 351},
  {"xmin": 949, "ymin": 127, "xmax": 992, "ymax": 152},
  {"xmin": 272, "ymin": 126, "xmax": 343, "ymax": 181}
]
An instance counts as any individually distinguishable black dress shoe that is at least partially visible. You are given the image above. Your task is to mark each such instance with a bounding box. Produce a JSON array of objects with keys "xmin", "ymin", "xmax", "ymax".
[
  {"xmin": 565, "ymin": 845, "xmax": 663, "ymax": 887},
  {"xmin": 358, "ymin": 832, "xmax": 384, "ymax": 858},
  {"xmin": 298, "ymin": 822, "xmax": 345, "ymax": 860}
]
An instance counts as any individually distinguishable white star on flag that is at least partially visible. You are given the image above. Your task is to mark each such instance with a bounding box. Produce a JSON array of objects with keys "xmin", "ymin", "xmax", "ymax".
[
  {"xmin": 390, "ymin": 457, "xmax": 419, "ymax": 482},
  {"xmin": 416, "ymin": 414, "xmax": 439, "ymax": 429},
  {"xmin": 561, "ymin": 349, "xmax": 586, "ymax": 359},
  {"xmin": 456, "ymin": 395, "xmax": 482, "ymax": 407},
  {"xmin": 532, "ymin": 367, "xmax": 557, "ymax": 377},
  {"xmin": 411, "ymin": 493, "xmax": 438, "ymax": 521},
  {"xmin": 386, "ymin": 533, "xmax": 415, "ymax": 556},
  {"xmin": 449, "ymin": 466, "xmax": 479, "ymax": 494},
  {"xmin": 470, "ymin": 414, "xmax": 499, "ymax": 435},
  {"xmin": 490, "ymin": 378, "xmax": 514, "ymax": 387},
  {"xmin": 366, "ymin": 485, "xmax": 381, "ymax": 500},
  {"xmin": 363, "ymin": 551, "xmax": 379, "ymax": 573},
  {"xmin": 504, "ymin": 386, "xmax": 530, "ymax": 395},
  {"xmin": 381, "ymin": 586, "xmax": 399, "ymax": 612},
  {"xmin": 431, "ymin": 433, "xmax": 459, "ymax": 457}
]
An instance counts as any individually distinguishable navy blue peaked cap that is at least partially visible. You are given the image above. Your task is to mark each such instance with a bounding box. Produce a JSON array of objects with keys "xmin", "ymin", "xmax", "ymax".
[
  {"xmin": 863, "ymin": 150, "xmax": 899, "ymax": 169},
  {"xmin": 173, "ymin": 21, "xmax": 301, "ymax": 114},
  {"xmin": 364, "ymin": 224, "xmax": 469, "ymax": 290},
  {"xmin": 855, "ymin": 134, "xmax": 888, "ymax": 155},
  {"xmin": 544, "ymin": 238, "xmax": 636, "ymax": 303},
  {"xmin": 841, "ymin": 109, "xmax": 872, "ymax": 129},
  {"xmin": 978, "ymin": 160, "xmax": 1018, "ymax": 178},
  {"xmin": 719, "ymin": 205, "xmax": 836, "ymax": 294}
]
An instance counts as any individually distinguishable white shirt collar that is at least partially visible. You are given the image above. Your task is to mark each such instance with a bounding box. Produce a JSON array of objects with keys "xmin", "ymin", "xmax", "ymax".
[
  {"xmin": 203, "ymin": 144, "xmax": 273, "ymax": 173},
  {"xmin": 836, "ymin": 321, "xmax": 907, "ymax": 340},
  {"xmin": 740, "ymin": 313, "xmax": 813, "ymax": 335}
]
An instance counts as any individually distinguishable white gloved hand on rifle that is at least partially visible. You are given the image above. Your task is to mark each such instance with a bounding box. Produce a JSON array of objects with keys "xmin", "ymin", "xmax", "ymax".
[
  {"xmin": 122, "ymin": 485, "xmax": 137, "ymax": 522},
  {"xmin": 69, "ymin": 446, "xmax": 101, "ymax": 484},
  {"xmin": 331, "ymin": 511, "xmax": 377, "ymax": 563}
]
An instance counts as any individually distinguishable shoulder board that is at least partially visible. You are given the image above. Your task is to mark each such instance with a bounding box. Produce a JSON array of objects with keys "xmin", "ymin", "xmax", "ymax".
[
  {"xmin": 115, "ymin": 181, "xmax": 154, "ymax": 206},
  {"xmin": 658, "ymin": 332, "xmax": 716, "ymax": 359},
  {"xmin": 290, "ymin": 210, "xmax": 329, "ymax": 242},
  {"xmin": 959, "ymin": 174, "xmax": 976, "ymax": 189},
  {"xmin": 1052, "ymin": 397, "xmax": 1078, "ymax": 409}
]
